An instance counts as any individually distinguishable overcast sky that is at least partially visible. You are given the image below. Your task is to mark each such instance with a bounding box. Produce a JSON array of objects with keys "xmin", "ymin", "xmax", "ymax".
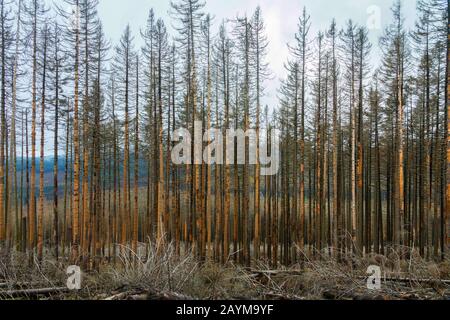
[
  {"xmin": 39, "ymin": 0, "xmax": 418, "ymax": 156},
  {"xmin": 95, "ymin": 0, "xmax": 418, "ymax": 108}
]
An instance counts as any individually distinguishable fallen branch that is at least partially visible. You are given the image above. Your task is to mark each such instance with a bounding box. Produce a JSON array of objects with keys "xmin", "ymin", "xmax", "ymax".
[
  {"xmin": 249, "ymin": 270, "xmax": 450, "ymax": 285},
  {"xmin": 147, "ymin": 291, "xmax": 193, "ymax": 300},
  {"xmin": 249, "ymin": 269, "xmax": 304, "ymax": 276},
  {"xmin": 0, "ymin": 287, "xmax": 69, "ymax": 298},
  {"xmin": 104, "ymin": 292, "xmax": 130, "ymax": 300},
  {"xmin": 0, "ymin": 282, "xmax": 37, "ymax": 288},
  {"xmin": 323, "ymin": 289, "xmax": 387, "ymax": 301},
  {"xmin": 104, "ymin": 290, "xmax": 193, "ymax": 301},
  {"xmin": 358, "ymin": 276, "xmax": 450, "ymax": 285},
  {"xmin": 263, "ymin": 292, "xmax": 305, "ymax": 300}
]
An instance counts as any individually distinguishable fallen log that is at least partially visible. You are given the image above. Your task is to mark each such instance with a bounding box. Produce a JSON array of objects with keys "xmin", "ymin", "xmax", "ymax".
[
  {"xmin": 249, "ymin": 271, "xmax": 450, "ymax": 285},
  {"xmin": 358, "ymin": 276, "xmax": 450, "ymax": 285},
  {"xmin": 147, "ymin": 291, "xmax": 193, "ymax": 300},
  {"xmin": 104, "ymin": 290, "xmax": 193, "ymax": 301},
  {"xmin": 249, "ymin": 269, "xmax": 304, "ymax": 276},
  {"xmin": 263, "ymin": 292, "xmax": 305, "ymax": 300},
  {"xmin": 104, "ymin": 292, "xmax": 130, "ymax": 301},
  {"xmin": 322, "ymin": 290, "xmax": 388, "ymax": 301},
  {"xmin": 0, "ymin": 282, "xmax": 37, "ymax": 288},
  {"xmin": 0, "ymin": 287, "xmax": 69, "ymax": 298}
]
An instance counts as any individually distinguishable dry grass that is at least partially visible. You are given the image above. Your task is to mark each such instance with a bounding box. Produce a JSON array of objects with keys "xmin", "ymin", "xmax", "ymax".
[
  {"xmin": 0, "ymin": 244, "xmax": 449, "ymax": 300},
  {"xmin": 0, "ymin": 250, "xmax": 69, "ymax": 299},
  {"xmin": 241, "ymin": 246, "xmax": 450, "ymax": 300},
  {"xmin": 93, "ymin": 243, "xmax": 258, "ymax": 299}
]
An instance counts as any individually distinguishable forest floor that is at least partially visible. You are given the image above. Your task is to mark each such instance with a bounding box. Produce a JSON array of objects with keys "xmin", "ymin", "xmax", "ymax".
[{"xmin": 1, "ymin": 245, "xmax": 449, "ymax": 300}]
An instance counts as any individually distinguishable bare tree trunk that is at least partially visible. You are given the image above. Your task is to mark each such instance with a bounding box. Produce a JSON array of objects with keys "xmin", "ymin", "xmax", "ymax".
[
  {"xmin": 132, "ymin": 57, "xmax": 139, "ymax": 254},
  {"xmin": 28, "ymin": 2, "xmax": 38, "ymax": 260},
  {"xmin": 37, "ymin": 29, "xmax": 48, "ymax": 262},
  {"xmin": 71, "ymin": 0, "xmax": 81, "ymax": 264},
  {"xmin": 62, "ymin": 110, "xmax": 70, "ymax": 258},
  {"xmin": 222, "ymin": 37, "xmax": 230, "ymax": 263},
  {"xmin": 10, "ymin": 0, "xmax": 22, "ymax": 250},
  {"xmin": 53, "ymin": 27, "xmax": 60, "ymax": 260}
]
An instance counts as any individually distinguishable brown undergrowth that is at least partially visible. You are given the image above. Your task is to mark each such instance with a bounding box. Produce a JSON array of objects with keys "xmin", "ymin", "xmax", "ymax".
[{"xmin": 0, "ymin": 244, "xmax": 448, "ymax": 300}]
